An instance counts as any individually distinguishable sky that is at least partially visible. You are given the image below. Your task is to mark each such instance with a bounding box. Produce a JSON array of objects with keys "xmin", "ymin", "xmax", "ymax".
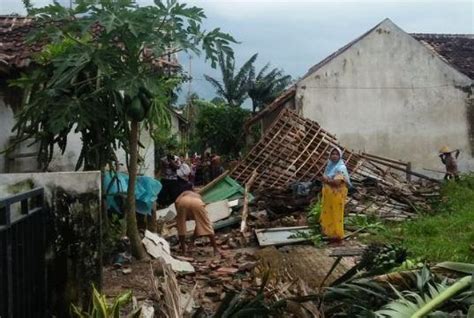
[{"xmin": 1, "ymin": 0, "xmax": 473, "ymax": 105}]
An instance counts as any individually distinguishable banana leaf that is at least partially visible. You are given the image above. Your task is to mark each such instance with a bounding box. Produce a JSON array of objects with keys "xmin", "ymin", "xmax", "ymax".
[{"xmin": 433, "ymin": 262, "xmax": 474, "ymax": 275}]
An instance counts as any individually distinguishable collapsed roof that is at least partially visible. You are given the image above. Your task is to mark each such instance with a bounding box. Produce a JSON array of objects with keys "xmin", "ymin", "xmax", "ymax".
[{"xmin": 232, "ymin": 108, "xmax": 439, "ymax": 220}]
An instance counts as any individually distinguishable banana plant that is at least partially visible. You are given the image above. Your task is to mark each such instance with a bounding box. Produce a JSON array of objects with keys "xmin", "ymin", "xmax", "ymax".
[
  {"xmin": 375, "ymin": 275, "xmax": 472, "ymax": 317},
  {"xmin": 323, "ymin": 263, "xmax": 474, "ymax": 317}
]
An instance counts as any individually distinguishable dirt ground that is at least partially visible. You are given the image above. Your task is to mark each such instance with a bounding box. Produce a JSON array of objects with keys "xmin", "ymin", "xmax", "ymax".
[
  {"xmin": 103, "ymin": 243, "xmax": 259, "ymax": 314},
  {"xmin": 102, "ymin": 211, "xmax": 362, "ymax": 315}
]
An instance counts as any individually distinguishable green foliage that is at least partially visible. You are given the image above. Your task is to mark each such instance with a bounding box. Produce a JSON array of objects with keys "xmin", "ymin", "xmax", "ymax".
[
  {"xmin": 248, "ymin": 63, "xmax": 292, "ymax": 113},
  {"xmin": 391, "ymin": 258, "xmax": 424, "ymax": 272},
  {"xmin": 204, "ymin": 52, "xmax": 292, "ymax": 111},
  {"xmin": 289, "ymin": 199, "xmax": 324, "ymax": 246},
  {"xmin": 307, "ymin": 199, "xmax": 322, "ymax": 227},
  {"xmin": 375, "ymin": 272, "xmax": 472, "ymax": 318},
  {"xmin": 324, "ymin": 278, "xmax": 392, "ymax": 317},
  {"xmin": 324, "ymin": 265, "xmax": 474, "ymax": 317},
  {"xmin": 10, "ymin": 0, "xmax": 236, "ymax": 171},
  {"xmin": 193, "ymin": 101, "xmax": 251, "ymax": 158},
  {"xmin": 205, "ymin": 53, "xmax": 258, "ymax": 107},
  {"xmin": 346, "ymin": 215, "xmax": 386, "ymax": 234},
  {"xmin": 332, "ymin": 243, "xmax": 408, "ymax": 287},
  {"xmin": 102, "ymin": 214, "xmax": 126, "ymax": 261},
  {"xmin": 71, "ymin": 285, "xmax": 141, "ymax": 318},
  {"xmin": 363, "ymin": 173, "xmax": 474, "ymax": 263}
]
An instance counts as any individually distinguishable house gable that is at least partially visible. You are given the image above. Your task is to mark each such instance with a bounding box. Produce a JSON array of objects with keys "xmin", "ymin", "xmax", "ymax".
[
  {"xmin": 296, "ymin": 18, "xmax": 473, "ymax": 172},
  {"xmin": 299, "ymin": 18, "xmax": 472, "ymax": 88}
]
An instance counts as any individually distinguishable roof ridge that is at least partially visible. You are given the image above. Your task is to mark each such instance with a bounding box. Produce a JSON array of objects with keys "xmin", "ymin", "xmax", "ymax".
[{"xmin": 411, "ymin": 33, "xmax": 474, "ymax": 38}]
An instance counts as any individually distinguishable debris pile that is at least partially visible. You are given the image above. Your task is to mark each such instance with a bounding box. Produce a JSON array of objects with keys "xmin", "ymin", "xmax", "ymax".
[
  {"xmin": 103, "ymin": 108, "xmax": 444, "ymax": 315},
  {"xmin": 231, "ymin": 108, "xmax": 439, "ymax": 220}
]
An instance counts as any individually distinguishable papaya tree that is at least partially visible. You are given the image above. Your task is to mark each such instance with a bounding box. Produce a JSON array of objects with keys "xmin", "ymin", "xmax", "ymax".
[{"xmin": 12, "ymin": 0, "xmax": 235, "ymax": 259}]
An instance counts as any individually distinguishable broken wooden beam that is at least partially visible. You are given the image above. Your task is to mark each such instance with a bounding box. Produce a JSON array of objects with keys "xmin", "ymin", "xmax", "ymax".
[{"xmin": 240, "ymin": 170, "xmax": 258, "ymax": 233}]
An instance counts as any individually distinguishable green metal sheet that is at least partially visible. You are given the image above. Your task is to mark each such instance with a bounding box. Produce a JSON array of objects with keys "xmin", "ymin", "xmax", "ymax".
[{"xmin": 201, "ymin": 176, "xmax": 253, "ymax": 203}]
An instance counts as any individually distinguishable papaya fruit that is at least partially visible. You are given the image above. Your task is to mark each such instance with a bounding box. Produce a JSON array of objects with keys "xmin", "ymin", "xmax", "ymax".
[
  {"xmin": 127, "ymin": 96, "xmax": 145, "ymax": 121},
  {"xmin": 138, "ymin": 87, "xmax": 152, "ymax": 114}
]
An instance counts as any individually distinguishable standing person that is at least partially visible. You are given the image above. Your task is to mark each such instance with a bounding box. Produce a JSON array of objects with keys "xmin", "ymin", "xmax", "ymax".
[
  {"xmin": 320, "ymin": 147, "xmax": 351, "ymax": 242},
  {"xmin": 210, "ymin": 153, "xmax": 223, "ymax": 180},
  {"xmin": 174, "ymin": 191, "xmax": 222, "ymax": 256},
  {"xmin": 158, "ymin": 154, "xmax": 181, "ymax": 206},
  {"xmin": 193, "ymin": 155, "xmax": 204, "ymax": 186},
  {"xmin": 439, "ymin": 146, "xmax": 460, "ymax": 180},
  {"xmin": 177, "ymin": 157, "xmax": 193, "ymax": 193},
  {"xmin": 202, "ymin": 152, "xmax": 212, "ymax": 184}
]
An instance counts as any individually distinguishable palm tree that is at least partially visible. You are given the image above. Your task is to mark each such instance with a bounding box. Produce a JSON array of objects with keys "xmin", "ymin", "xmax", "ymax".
[
  {"xmin": 204, "ymin": 52, "xmax": 258, "ymax": 107},
  {"xmin": 248, "ymin": 64, "xmax": 292, "ymax": 113}
]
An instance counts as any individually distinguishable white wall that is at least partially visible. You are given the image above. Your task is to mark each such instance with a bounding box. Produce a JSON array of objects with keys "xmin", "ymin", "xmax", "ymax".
[
  {"xmin": 0, "ymin": 96, "xmax": 155, "ymax": 176},
  {"xmin": 0, "ymin": 171, "xmax": 101, "ymax": 202},
  {"xmin": 170, "ymin": 111, "xmax": 181, "ymax": 141},
  {"xmin": 47, "ymin": 124, "xmax": 156, "ymax": 176},
  {"xmin": 297, "ymin": 19, "xmax": 473, "ymax": 173},
  {"xmin": 114, "ymin": 125, "xmax": 156, "ymax": 176},
  {"xmin": 0, "ymin": 96, "xmax": 15, "ymax": 173}
]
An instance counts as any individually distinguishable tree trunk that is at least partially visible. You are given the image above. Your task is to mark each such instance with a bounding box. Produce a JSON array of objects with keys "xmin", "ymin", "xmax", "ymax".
[
  {"xmin": 147, "ymin": 202, "xmax": 158, "ymax": 233},
  {"xmin": 126, "ymin": 120, "xmax": 148, "ymax": 259}
]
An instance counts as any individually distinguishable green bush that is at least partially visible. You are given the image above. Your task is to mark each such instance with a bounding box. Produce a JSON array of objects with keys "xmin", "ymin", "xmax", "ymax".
[{"xmin": 193, "ymin": 102, "xmax": 251, "ymax": 158}]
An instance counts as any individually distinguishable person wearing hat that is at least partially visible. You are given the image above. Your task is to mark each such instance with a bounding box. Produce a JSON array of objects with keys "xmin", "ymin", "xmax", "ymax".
[{"xmin": 439, "ymin": 146, "xmax": 460, "ymax": 180}]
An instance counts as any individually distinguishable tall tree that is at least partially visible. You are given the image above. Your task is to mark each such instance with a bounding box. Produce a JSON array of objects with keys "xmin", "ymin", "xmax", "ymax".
[
  {"xmin": 248, "ymin": 64, "xmax": 292, "ymax": 113},
  {"xmin": 194, "ymin": 101, "xmax": 250, "ymax": 158},
  {"xmin": 12, "ymin": 0, "xmax": 235, "ymax": 258},
  {"xmin": 204, "ymin": 52, "xmax": 257, "ymax": 107}
]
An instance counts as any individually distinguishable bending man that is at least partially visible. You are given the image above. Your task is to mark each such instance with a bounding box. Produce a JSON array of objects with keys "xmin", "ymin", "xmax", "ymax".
[{"xmin": 175, "ymin": 191, "xmax": 221, "ymax": 256}]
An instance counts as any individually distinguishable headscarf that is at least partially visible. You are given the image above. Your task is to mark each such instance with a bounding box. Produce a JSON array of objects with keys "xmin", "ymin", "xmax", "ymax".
[{"xmin": 324, "ymin": 147, "xmax": 352, "ymax": 187}]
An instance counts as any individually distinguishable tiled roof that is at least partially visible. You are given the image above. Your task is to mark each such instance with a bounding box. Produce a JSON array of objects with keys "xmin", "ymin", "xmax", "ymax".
[
  {"xmin": 0, "ymin": 15, "xmax": 180, "ymax": 71},
  {"xmin": 411, "ymin": 33, "xmax": 474, "ymax": 79},
  {"xmin": 0, "ymin": 16, "xmax": 40, "ymax": 69}
]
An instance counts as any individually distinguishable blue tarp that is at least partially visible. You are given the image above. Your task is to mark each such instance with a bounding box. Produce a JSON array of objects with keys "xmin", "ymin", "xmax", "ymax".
[{"xmin": 103, "ymin": 172, "xmax": 162, "ymax": 216}]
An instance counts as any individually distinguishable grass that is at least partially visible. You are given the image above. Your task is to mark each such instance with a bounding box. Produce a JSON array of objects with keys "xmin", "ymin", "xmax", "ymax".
[{"xmin": 362, "ymin": 174, "xmax": 474, "ymax": 263}]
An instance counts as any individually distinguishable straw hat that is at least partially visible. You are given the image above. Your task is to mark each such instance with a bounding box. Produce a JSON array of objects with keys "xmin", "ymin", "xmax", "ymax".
[{"xmin": 439, "ymin": 145, "xmax": 451, "ymax": 153}]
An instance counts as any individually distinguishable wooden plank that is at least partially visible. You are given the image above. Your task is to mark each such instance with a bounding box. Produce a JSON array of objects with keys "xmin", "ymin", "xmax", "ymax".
[{"xmin": 197, "ymin": 171, "xmax": 229, "ymax": 194}]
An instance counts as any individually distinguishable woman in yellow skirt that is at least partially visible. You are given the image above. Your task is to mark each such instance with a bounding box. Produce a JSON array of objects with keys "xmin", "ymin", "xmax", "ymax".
[{"xmin": 320, "ymin": 147, "xmax": 351, "ymax": 242}]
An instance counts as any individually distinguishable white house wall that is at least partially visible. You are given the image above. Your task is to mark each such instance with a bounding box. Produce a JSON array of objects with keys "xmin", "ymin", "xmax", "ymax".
[
  {"xmin": 297, "ymin": 19, "xmax": 473, "ymax": 173},
  {"xmin": 0, "ymin": 97, "xmax": 15, "ymax": 173},
  {"xmin": 170, "ymin": 112, "xmax": 181, "ymax": 141},
  {"xmin": 0, "ymin": 97, "xmax": 155, "ymax": 176},
  {"xmin": 47, "ymin": 124, "xmax": 155, "ymax": 176}
]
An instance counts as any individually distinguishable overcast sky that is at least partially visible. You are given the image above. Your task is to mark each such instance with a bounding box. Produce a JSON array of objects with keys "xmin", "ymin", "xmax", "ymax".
[{"xmin": 2, "ymin": 0, "xmax": 473, "ymax": 104}]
